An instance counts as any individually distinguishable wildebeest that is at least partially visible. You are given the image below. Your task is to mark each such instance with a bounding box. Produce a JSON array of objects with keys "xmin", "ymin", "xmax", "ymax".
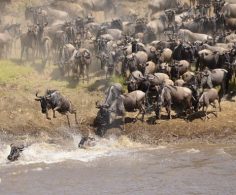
[
  {"xmin": 7, "ymin": 144, "xmax": 24, "ymax": 162},
  {"xmin": 95, "ymin": 83, "xmax": 146, "ymax": 136},
  {"xmin": 35, "ymin": 90, "xmax": 78, "ymax": 127},
  {"xmin": 82, "ymin": 0, "xmax": 117, "ymax": 19},
  {"xmin": 170, "ymin": 60, "xmax": 190, "ymax": 80},
  {"xmin": 0, "ymin": 23, "xmax": 21, "ymax": 58},
  {"xmin": 59, "ymin": 43, "xmax": 76, "ymax": 76},
  {"xmin": 20, "ymin": 25, "xmax": 37, "ymax": 61},
  {"xmin": 198, "ymin": 88, "xmax": 221, "ymax": 120},
  {"xmin": 198, "ymin": 68, "xmax": 229, "ymax": 97},
  {"xmin": 69, "ymin": 48, "xmax": 92, "ymax": 82},
  {"xmin": 35, "ymin": 24, "xmax": 52, "ymax": 65},
  {"xmin": 196, "ymin": 49, "xmax": 231, "ymax": 70},
  {"xmin": 178, "ymin": 29, "xmax": 213, "ymax": 42},
  {"xmin": 148, "ymin": 0, "xmax": 178, "ymax": 18},
  {"xmin": 78, "ymin": 136, "xmax": 96, "ymax": 149},
  {"xmin": 172, "ymin": 42, "xmax": 195, "ymax": 62},
  {"xmin": 222, "ymin": 3, "xmax": 236, "ymax": 18},
  {"xmin": 156, "ymin": 85, "xmax": 193, "ymax": 119}
]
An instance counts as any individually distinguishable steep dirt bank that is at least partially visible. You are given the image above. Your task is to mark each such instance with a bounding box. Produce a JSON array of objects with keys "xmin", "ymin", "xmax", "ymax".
[
  {"xmin": 0, "ymin": 60, "xmax": 236, "ymax": 145},
  {"xmin": 0, "ymin": 0, "xmax": 236, "ymax": 145}
]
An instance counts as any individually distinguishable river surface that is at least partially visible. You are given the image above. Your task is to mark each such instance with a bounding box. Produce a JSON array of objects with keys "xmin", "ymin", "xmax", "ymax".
[{"xmin": 0, "ymin": 134, "xmax": 236, "ymax": 195}]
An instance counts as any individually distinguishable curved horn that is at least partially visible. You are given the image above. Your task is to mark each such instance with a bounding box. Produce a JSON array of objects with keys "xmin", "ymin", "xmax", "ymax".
[
  {"xmin": 35, "ymin": 91, "xmax": 41, "ymax": 98},
  {"xmin": 35, "ymin": 91, "xmax": 43, "ymax": 101}
]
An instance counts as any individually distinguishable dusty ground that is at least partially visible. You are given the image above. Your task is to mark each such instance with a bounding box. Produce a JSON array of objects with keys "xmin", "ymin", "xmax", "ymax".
[{"xmin": 0, "ymin": 59, "xmax": 236, "ymax": 145}]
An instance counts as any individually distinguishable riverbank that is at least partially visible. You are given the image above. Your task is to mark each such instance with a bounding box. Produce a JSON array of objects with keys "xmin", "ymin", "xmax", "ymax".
[{"xmin": 0, "ymin": 60, "xmax": 236, "ymax": 145}]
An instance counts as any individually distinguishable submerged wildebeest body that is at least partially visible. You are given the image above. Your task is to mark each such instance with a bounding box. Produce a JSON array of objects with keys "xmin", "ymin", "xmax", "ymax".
[
  {"xmin": 78, "ymin": 136, "xmax": 96, "ymax": 149},
  {"xmin": 7, "ymin": 144, "xmax": 24, "ymax": 162},
  {"xmin": 35, "ymin": 90, "xmax": 78, "ymax": 127}
]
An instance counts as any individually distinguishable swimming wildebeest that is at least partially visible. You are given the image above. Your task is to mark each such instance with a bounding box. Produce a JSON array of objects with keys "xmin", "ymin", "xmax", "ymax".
[
  {"xmin": 7, "ymin": 144, "xmax": 24, "ymax": 162},
  {"xmin": 78, "ymin": 136, "xmax": 96, "ymax": 149},
  {"xmin": 35, "ymin": 90, "xmax": 78, "ymax": 127}
]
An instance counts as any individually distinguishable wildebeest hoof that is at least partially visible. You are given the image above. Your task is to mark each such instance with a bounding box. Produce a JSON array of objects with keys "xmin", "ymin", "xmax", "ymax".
[{"xmin": 47, "ymin": 117, "xmax": 51, "ymax": 120}]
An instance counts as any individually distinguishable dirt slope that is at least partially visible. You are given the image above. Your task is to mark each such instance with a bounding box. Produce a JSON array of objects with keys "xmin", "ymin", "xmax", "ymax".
[{"xmin": 0, "ymin": 60, "xmax": 236, "ymax": 145}]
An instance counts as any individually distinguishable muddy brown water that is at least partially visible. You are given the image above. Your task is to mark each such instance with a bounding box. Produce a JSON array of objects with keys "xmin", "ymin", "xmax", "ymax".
[{"xmin": 0, "ymin": 134, "xmax": 236, "ymax": 195}]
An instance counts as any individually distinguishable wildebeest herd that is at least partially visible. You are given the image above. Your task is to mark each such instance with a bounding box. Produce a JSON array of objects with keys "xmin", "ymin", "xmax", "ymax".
[{"xmin": 2, "ymin": 0, "xmax": 236, "ymax": 160}]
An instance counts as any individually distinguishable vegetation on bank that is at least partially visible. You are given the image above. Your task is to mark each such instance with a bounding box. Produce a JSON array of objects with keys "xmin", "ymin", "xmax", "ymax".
[{"xmin": 0, "ymin": 60, "xmax": 32, "ymax": 85}]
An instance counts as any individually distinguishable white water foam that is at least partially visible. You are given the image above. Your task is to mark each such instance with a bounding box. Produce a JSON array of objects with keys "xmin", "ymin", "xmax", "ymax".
[
  {"xmin": 0, "ymin": 134, "xmax": 150, "ymax": 166},
  {"xmin": 186, "ymin": 148, "xmax": 200, "ymax": 154}
]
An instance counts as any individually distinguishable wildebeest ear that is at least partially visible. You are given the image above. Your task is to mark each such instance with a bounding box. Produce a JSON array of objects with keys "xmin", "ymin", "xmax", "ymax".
[{"xmin": 95, "ymin": 101, "xmax": 101, "ymax": 108}]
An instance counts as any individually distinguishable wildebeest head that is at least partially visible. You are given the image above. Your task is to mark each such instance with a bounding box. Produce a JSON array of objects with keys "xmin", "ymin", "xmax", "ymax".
[
  {"xmin": 95, "ymin": 102, "xmax": 110, "ymax": 136},
  {"xmin": 35, "ymin": 91, "xmax": 49, "ymax": 114},
  {"xmin": 127, "ymin": 76, "xmax": 139, "ymax": 92},
  {"xmin": 126, "ymin": 54, "xmax": 137, "ymax": 71},
  {"xmin": 7, "ymin": 144, "xmax": 24, "ymax": 162},
  {"xmin": 200, "ymin": 70, "xmax": 213, "ymax": 89},
  {"xmin": 104, "ymin": 84, "xmax": 122, "ymax": 106}
]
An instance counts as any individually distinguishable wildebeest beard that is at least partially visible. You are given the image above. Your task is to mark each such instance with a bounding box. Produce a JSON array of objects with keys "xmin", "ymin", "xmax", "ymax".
[
  {"xmin": 38, "ymin": 97, "xmax": 48, "ymax": 113},
  {"xmin": 95, "ymin": 106, "xmax": 110, "ymax": 136}
]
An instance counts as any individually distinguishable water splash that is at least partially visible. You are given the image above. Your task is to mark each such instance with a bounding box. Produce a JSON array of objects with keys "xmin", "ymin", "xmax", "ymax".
[
  {"xmin": 186, "ymin": 148, "xmax": 200, "ymax": 154},
  {"xmin": 0, "ymin": 134, "xmax": 147, "ymax": 166}
]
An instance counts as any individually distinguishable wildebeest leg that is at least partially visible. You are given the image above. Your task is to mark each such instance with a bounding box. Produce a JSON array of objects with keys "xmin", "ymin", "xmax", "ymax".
[
  {"xmin": 21, "ymin": 46, "xmax": 24, "ymax": 61},
  {"xmin": 211, "ymin": 101, "xmax": 218, "ymax": 117},
  {"xmin": 122, "ymin": 114, "xmax": 125, "ymax": 131},
  {"xmin": 79, "ymin": 64, "xmax": 84, "ymax": 82},
  {"xmin": 66, "ymin": 114, "xmax": 71, "ymax": 127},
  {"xmin": 135, "ymin": 101, "xmax": 145, "ymax": 122},
  {"xmin": 204, "ymin": 106, "xmax": 209, "ymax": 121},
  {"xmin": 134, "ymin": 109, "xmax": 141, "ymax": 122},
  {"xmin": 140, "ymin": 102, "xmax": 146, "ymax": 122},
  {"xmin": 86, "ymin": 64, "xmax": 89, "ymax": 83},
  {"xmin": 53, "ymin": 110, "xmax": 56, "ymax": 118},
  {"xmin": 26, "ymin": 48, "xmax": 29, "ymax": 61},
  {"xmin": 218, "ymin": 98, "xmax": 222, "ymax": 112},
  {"xmin": 74, "ymin": 112, "xmax": 79, "ymax": 125},
  {"xmin": 46, "ymin": 110, "xmax": 51, "ymax": 120},
  {"xmin": 166, "ymin": 104, "xmax": 172, "ymax": 119}
]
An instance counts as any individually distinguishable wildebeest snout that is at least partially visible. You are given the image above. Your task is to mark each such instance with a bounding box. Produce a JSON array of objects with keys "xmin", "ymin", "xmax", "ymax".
[{"xmin": 7, "ymin": 144, "xmax": 24, "ymax": 162}]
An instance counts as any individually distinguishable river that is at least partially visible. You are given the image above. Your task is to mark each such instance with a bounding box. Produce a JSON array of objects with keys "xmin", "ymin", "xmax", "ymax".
[{"xmin": 0, "ymin": 134, "xmax": 236, "ymax": 195}]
